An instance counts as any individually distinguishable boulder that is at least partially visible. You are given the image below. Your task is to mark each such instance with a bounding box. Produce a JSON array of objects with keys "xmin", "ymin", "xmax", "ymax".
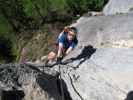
[{"xmin": 103, "ymin": 0, "xmax": 133, "ymax": 15}]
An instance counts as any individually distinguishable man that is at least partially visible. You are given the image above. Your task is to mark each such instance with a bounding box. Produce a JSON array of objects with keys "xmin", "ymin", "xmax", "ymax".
[
  {"xmin": 57, "ymin": 28, "xmax": 77, "ymax": 62},
  {"xmin": 47, "ymin": 26, "xmax": 78, "ymax": 64}
]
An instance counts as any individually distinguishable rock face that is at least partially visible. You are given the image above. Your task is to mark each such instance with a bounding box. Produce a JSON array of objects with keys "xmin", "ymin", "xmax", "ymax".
[
  {"xmin": 103, "ymin": 0, "xmax": 133, "ymax": 15},
  {"xmin": 1, "ymin": 14, "xmax": 133, "ymax": 100},
  {"xmin": 72, "ymin": 13, "xmax": 133, "ymax": 48},
  {"xmin": 61, "ymin": 48, "xmax": 133, "ymax": 100},
  {"xmin": 58, "ymin": 14, "xmax": 133, "ymax": 100}
]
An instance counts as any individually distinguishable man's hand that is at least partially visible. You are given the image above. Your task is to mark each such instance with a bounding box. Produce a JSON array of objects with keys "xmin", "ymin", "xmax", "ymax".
[{"xmin": 66, "ymin": 47, "xmax": 73, "ymax": 55}]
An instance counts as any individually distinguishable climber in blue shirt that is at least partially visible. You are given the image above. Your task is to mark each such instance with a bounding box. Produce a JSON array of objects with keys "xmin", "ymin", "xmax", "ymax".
[
  {"xmin": 47, "ymin": 26, "xmax": 78, "ymax": 64},
  {"xmin": 57, "ymin": 27, "xmax": 77, "ymax": 62}
]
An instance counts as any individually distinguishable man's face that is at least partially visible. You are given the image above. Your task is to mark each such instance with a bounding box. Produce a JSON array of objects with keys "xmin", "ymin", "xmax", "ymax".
[{"xmin": 67, "ymin": 32, "xmax": 74, "ymax": 41}]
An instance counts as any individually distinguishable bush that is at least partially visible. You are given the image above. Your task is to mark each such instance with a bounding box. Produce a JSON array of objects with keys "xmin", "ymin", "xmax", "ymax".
[
  {"xmin": 0, "ymin": 36, "xmax": 16, "ymax": 63},
  {"xmin": 0, "ymin": 14, "xmax": 17, "ymax": 63},
  {"xmin": 66, "ymin": 0, "xmax": 108, "ymax": 16}
]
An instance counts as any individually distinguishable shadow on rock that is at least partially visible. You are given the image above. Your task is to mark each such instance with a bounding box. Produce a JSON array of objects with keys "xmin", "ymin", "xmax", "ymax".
[
  {"xmin": 1, "ymin": 90, "xmax": 25, "ymax": 100},
  {"xmin": 125, "ymin": 91, "xmax": 133, "ymax": 100},
  {"xmin": 65, "ymin": 45, "xmax": 96, "ymax": 68},
  {"xmin": 56, "ymin": 78, "xmax": 73, "ymax": 100},
  {"xmin": 73, "ymin": 45, "xmax": 96, "ymax": 60},
  {"xmin": 37, "ymin": 74, "xmax": 72, "ymax": 100}
]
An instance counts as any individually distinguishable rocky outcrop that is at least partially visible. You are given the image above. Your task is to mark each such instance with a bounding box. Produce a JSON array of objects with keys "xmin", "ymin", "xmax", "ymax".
[
  {"xmin": 103, "ymin": 0, "xmax": 133, "ymax": 15},
  {"xmin": 58, "ymin": 14, "xmax": 133, "ymax": 100},
  {"xmin": 0, "ymin": 63, "xmax": 66, "ymax": 100}
]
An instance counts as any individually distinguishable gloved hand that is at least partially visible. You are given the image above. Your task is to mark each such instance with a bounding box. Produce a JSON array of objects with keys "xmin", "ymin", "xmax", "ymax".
[{"xmin": 57, "ymin": 57, "xmax": 63, "ymax": 64}]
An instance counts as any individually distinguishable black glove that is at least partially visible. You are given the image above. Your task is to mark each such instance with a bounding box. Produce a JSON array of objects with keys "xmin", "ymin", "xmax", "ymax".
[{"xmin": 57, "ymin": 57, "xmax": 63, "ymax": 64}]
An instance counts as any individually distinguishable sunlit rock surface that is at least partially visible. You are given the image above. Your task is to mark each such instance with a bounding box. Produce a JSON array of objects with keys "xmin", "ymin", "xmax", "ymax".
[{"xmin": 103, "ymin": 0, "xmax": 133, "ymax": 15}]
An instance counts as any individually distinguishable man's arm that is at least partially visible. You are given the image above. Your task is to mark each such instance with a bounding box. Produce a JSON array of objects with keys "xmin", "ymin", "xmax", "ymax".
[
  {"xmin": 66, "ymin": 42, "xmax": 77, "ymax": 55},
  {"xmin": 65, "ymin": 46, "xmax": 73, "ymax": 55},
  {"xmin": 57, "ymin": 43, "xmax": 64, "ymax": 63},
  {"xmin": 57, "ymin": 43, "xmax": 63, "ymax": 57}
]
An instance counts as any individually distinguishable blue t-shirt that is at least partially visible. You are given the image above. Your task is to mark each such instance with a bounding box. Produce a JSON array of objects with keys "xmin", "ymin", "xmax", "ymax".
[{"xmin": 58, "ymin": 32, "xmax": 76, "ymax": 49}]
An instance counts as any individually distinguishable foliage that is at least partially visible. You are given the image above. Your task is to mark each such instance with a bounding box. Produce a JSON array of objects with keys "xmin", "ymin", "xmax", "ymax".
[
  {"xmin": 0, "ymin": 14, "xmax": 11, "ymax": 34},
  {"xmin": 66, "ymin": 0, "xmax": 108, "ymax": 15},
  {"xmin": 0, "ymin": 34, "xmax": 16, "ymax": 63},
  {"xmin": 0, "ymin": 0, "xmax": 108, "ymax": 62},
  {"xmin": 0, "ymin": 0, "xmax": 108, "ymax": 31},
  {"xmin": 0, "ymin": 11, "xmax": 17, "ymax": 63}
]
